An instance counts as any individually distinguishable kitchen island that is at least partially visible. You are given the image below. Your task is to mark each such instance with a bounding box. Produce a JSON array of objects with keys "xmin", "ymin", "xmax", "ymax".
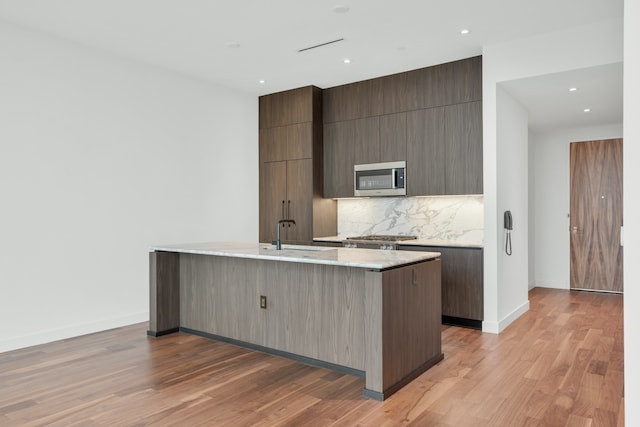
[{"xmin": 148, "ymin": 242, "xmax": 442, "ymax": 400}]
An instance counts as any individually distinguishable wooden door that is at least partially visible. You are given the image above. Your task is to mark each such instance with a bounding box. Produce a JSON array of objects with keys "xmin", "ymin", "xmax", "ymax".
[
  {"xmin": 259, "ymin": 161, "xmax": 287, "ymax": 243},
  {"xmin": 570, "ymin": 139, "xmax": 623, "ymax": 292}
]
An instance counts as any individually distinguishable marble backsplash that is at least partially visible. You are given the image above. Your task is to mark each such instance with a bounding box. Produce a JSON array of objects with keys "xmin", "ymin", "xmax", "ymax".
[{"xmin": 337, "ymin": 195, "xmax": 484, "ymax": 243}]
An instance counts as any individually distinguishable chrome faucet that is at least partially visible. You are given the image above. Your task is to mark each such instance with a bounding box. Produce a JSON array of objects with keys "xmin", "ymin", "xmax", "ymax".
[{"xmin": 275, "ymin": 219, "xmax": 296, "ymax": 250}]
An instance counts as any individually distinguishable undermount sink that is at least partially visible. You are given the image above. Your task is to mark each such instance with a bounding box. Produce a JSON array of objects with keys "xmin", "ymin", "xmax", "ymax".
[{"xmin": 262, "ymin": 244, "xmax": 332, "ymax": 252}]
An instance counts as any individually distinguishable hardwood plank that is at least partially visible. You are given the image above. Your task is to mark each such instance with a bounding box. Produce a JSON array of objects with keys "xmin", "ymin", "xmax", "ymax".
[{"xmin": 0, "ymin": 288, "xmax": 624, "ymax": 426}]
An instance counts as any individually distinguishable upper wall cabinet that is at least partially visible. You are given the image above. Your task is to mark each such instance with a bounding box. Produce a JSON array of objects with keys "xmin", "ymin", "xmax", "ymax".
[
  {"xmin": 259, "ymin": 86, "xmax": 316, "ymax": 129},
  {"xmin": 407, "ymin": 107, "xmax": 446, "ymax": 196},
  {"xmin": 322, "ymin": 79, "xmax": 383, "ymax": 123},
  {"xmin": 324, "ymin": 114, "xmax": 408, "ymax": 199},
  {"xmin": 381, "ymin": 73, "xmax": 408, "ymax": 115},
  {"xmin": 406, "ymin": 101, "xmax": 483, "ymax": 196},
  {"xmin": 406, "ymin": 56, "xmax": 482, "ymax": 109},
  {"xmin": 323, "ymin": 70, "xmax": 416, "ymax": 122},
  {"xmin": 445, "ymin": 101, "xmax": 483, "ymax": 194},
  {"xmin": 323, "ymin": 120, "xmax": 355, "ymax": 199},
  {"xmin": 323, "ymin": 55, "xmax": 483, "ymax": 198},
  {"xmin": 379, "ymin": 112, "xmax": 407, "ymax": 162}
]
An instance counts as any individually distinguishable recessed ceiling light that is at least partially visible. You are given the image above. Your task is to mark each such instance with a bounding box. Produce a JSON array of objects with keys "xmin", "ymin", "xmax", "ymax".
[
  {"xmin": 333, "ymin": 5, "xmax": 350, "ymax": 13},
  {"xmin": 460, "ymin": 29, "xmax": 470, "ymax": 35},
  {"xmin": 569, "ymin": 87, "xmax": 578, "ymax": 92},
  {"xmin": 226, "ymin": 42, "xmax": 240, "ymax": 49},
  {"xmin": 343, "ymin": 58, "xmax": 351, "ymax": 64},
  {"xmin": 259, "ymin": 80, "xmax": 265, "ymax": 84},
  {"xmin": 584, "ymin": 108, "xmax": 592, "ymax": 113}
]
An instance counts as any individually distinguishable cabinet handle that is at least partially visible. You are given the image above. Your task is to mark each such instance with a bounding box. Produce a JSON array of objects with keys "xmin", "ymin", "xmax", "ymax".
[
  {"xmin": 287, "ymin": 200, "xmax": 292, "ymax": 227},
  {"xmin": 281, "ymin": 200, "xmax": 286, "ymax": 225},
  {"xmin": 412, "ymin": 269, "xmax": 417, "ymax": 285}
]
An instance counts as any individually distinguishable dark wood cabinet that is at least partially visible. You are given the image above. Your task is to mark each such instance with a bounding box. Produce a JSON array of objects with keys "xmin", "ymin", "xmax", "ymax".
[
  {"xmin": 449, "ymin": 56, "xmax": 482, "ymax": 104},
  {"xmin": 323, "ymin": 120, "xmax": 355, "ymax": 199},
  {"xmin": 354, "ymin": 116, "xmax": 380, "ymax": 165},
  {"xmin": 324, "ymin": 116, "xmax": 388, "ymax": 198},
  {"xmin": 259, "ymin": 87, "xmax": 314, "ymax": 129},
  {"xmin": 322, "ymin": 55, "xmax": 482, "ymax": 198},
  {"xmin": 258, "ymin": 159, "xmax": 315, "ymax": 243},
  {"xmin": 406, "ymin": 63, "xmax": 450, "ymax": 110},
  {"xmin": 445, "ymin": 101, "xmax": 483, "ymax": 194},
  {"xmin": 259, "ymin": 161, "xmax": 287, "ymax": 243},
  {"xmin": 259, "ymin": 122, "xmax": 313, "ymax": 163},
  {"xmin": 285, "ymin": 159, "xmax": 313, "ymax": 240},
  {"xmin": 406, "ymin": 56, "xmax": 482, "ymax": 110},
  {"xmin": 381, "ymin": 73, "xmax": 408, "ymax": 115},
  {"xmin": 400, "ymin": 245, "xmax": 483, "ymax": 328},
  {"xmin": 407, "ymin": 107, "xmax": 446, "ymax": 196},
  {"xmin": 438, "ymin": 246, "xmax": 483, "ymax": 323},
  {"xmin": 259, "ymin": 86, "xmax": 336, "ymax": 244},
  {"xmin": 406, "ymin": 101, "xmax": 482, "ymax": 196},
  {"xmin": 379, "ymin": 113, "xmax": 407, "ymax": 162},
  {"xmin": 323, "ymin": 79, "xmax": 383, "ymax": 123}
]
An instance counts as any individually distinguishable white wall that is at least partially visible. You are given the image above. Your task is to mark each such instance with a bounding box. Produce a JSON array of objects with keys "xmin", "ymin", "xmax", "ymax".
[
  {"xmin": 482, "ymin": 18, "xmax": 623, "ymax": 333},
  {"xmin": 624, "ymin": 0, "xmax": 639, "ymax": 423},
  {"xmin": 527, "ymin": 130, "xmax": 536, "ymax": 289},
  {"xmin": 494, "ymin": 86, "xmax": 530, "ymax": 329},
  {"xmin": 531, "ymin": 124, "xmax": 622, "ymax": 289},
  {"xmin": 0, "ymin": 21, "xmax": 258, "ymax": 353}
]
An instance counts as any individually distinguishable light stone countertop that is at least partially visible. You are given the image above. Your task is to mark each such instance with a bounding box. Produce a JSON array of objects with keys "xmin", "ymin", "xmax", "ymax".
[
  {"xmin": 313, "ymin": 235, "xmax": 483, "ymax": 249},
  {"xmin": 152, "ymin": 241, "xmax": 440, "ymax": 270}
]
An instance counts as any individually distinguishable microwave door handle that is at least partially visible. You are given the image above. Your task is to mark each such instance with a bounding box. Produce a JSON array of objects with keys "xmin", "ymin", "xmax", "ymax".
[{"xmin": 391, "ymin": 168, "xmax": 397, "ymax": 189}]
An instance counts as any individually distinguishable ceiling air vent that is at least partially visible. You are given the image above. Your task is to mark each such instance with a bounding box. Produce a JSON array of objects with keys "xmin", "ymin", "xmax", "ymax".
[{"xmin": 297, "ymin": 38, "xmax": 344, "ymax": 53}]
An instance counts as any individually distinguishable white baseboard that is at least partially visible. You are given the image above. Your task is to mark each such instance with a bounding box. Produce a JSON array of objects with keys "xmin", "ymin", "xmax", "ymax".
[
  {"xmin": 482, "ymin": 299, "xmax": 530, "ymax": 334},
  {"xmin": 482, "ymin": 320, "xmax": 500, "ymax": 334},
  {"xmin": 533, "ymin": 282, "xmax": 569, "ymax": 290},
  {"xmin": 0, "ymin": 312, "xmax": 149, "ymax": 354}
]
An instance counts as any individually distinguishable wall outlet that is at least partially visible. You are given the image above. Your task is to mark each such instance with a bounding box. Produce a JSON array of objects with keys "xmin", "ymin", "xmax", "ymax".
[{"xmin": 260, "ymin": 295, "xmax": 267, "ymax": 309}]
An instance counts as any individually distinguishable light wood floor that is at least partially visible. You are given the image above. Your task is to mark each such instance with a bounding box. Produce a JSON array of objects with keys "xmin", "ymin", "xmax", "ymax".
[{"xmin": 0, "ymin": 288, "xmax": 624, "ymax": 426}]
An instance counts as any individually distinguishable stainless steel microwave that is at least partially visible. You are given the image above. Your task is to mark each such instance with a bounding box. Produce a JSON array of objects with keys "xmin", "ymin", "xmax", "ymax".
[{"xmin": 354, "ymin": 161, "xmax": 406, "ymax": 197}]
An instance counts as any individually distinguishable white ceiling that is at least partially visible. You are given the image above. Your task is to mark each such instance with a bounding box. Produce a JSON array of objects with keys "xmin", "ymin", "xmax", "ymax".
[
  {"xmin": 501, "ymin": 63, "xmax": 624, "ymax": 133},
  {"xmin": 0, "ymin": 0, "xmax": 624, "ymax": 131}
]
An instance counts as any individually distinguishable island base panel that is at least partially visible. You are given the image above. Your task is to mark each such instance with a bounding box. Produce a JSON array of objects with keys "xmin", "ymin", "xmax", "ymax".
[
  {"xmin": 181, "ymin": 326, "xmax": 365, "ymax": 379},
  {"xmin": 150, "ymin": 250, "xmax": 442, "ymax": 400},
  {"xmin": 363, "ymin": 352, "xmax": 444, "ymax": 401},
  {"xmin": 364, "ymin": 259, "xmax": 443, "ymax": 395},
  {"xmin": 148, "ymin": 251, "xmax": 180, "ymax": 335}
]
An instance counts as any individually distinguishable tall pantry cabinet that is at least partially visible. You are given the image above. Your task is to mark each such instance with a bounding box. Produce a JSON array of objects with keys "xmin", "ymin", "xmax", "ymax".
[{"xmin": 258, "ymin": 86, "xmax": 336, "ymax": 244}]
